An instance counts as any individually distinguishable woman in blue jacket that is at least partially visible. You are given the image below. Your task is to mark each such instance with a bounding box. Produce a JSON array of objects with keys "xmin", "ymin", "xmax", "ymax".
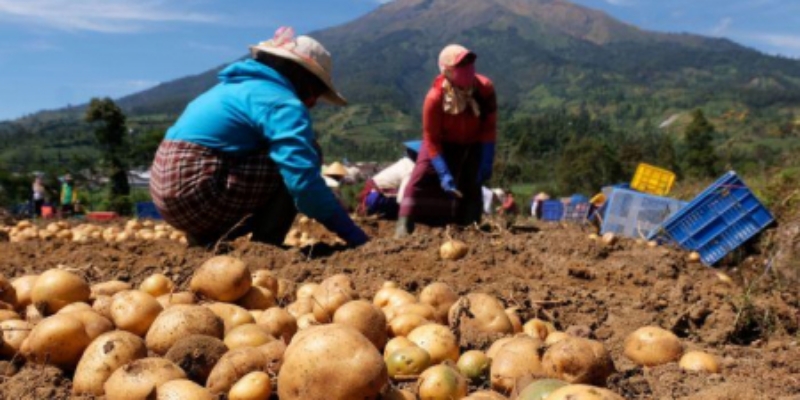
[{"xmin": 150, "ymin": 27, "xmax": 368, "ymax": 247}]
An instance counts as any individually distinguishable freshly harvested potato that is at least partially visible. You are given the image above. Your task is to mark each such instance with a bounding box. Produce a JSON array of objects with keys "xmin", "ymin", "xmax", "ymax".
[
  {"xmin": 237, "ymin": 286, "xmax": 276, "ymax": 310},
  {"xmin": 104, "ymin": 357, "xmax": 187, "ymax": 400},
  {"xmin": 57, "ymin": 302, "xmax": 93, "ymax": 314},
  {"xmin": 384, "ymin": 387, "xmax": 417, "ymax": 400},
  {"xmin": 407, "ymin": 324, "xmax": 460, "ymax": 364},
  {"xmin": 464, "ymin": 390, "xmax": 509, "ymax": 399},
  {"xmin": 286, "ymin": 297, "xmax": 314, "ymax": 318},
  {"xmin": 295, "ymin": 283, "xmax": 318, "ymax": 299},
  {"xmin": 386, "ymin": 346, "xmax": 432, "ymax": 378},
  {"xmin": 72, "ymin": 331, "xmax": 147, "ymax": 396},
  {"xmin": 516, "ymin": 379, "xmax": 569, "ymax": 400},
  {"xmin": 156, "ymin": 379, "xmax": 214, "ymax": 400},
  {"xmin": 333, "ymin": 300, "xmax": 388, "ymax": 350},
  {"xmin": 385, "ymin": 303, "xmax": 437, "ymax": 322},
  {"xmin": 146, "ymin": 305, "xmax": 224, "ymax": 355},
  {"xmin": 63, "ymin": 309, "xmax": 114, "ymax": 340},
  {"xmin": 140, "ymin": 273, "xmax": 175, "ymax": 297},
  {"xmin": 24, "ymin": 313, "xmax": 92, "ymax": 369},
  {"xmin": 0, "ymin": 309, "xmax": 19, "ymax": 323},
  {"xmin": 419, "ymin": 283, "xmax": 458, "ymax": 324},
  {"xmin": 457, "ymin": 350, "xmax": 491, "ymax": 382},
  {"xmin": 251, "ymin": 270, "xmax": 279, "ymax": 293},
  {"xmin": 0, "ymin": 274, "xmax": 16, "ymax": 307},
  {"xmin": 165, "ymin": 335, "xmax": 228, "ymax": 385},
  {"xmin": 224, "ymin": 324, "xmax": 275, "ymax": 350},
  {"xmin": 679, "ymin": 351, "xmax": 720, "ymax": 373},
  {"xmin": 156, "ymin": 292, "xmax": 196, "ymax": 308},
  {"xmin": 24, "ymin": 303, "xmax": 43, "ymax": 325},
  {"xmin": 389, "ymin": 314, "xmax": 431, "ymax": 338},
  {"xmin": 0, "ymin": 319, "xmax": 32, "ymax": 358},
  {"xmin": 373, "ymin": 287, "xmax": 416, "ymax": 310},
  {"xmin": 417, "ymin": 364, "xmax": 468, "ymax": 400},
  {"xmin": 449, "ymin": 293, "xmax": 514, "ymax": 335},
  {"xmin": 623, "ymin": 326, "xmax": 683, "ymax": 367},
  {"xmin": 10, "ymin": 275, "xmax": 38, "ymax": 309},
  {"xmin": 255, "ymin": 307, "xmax": 297, "ymax": 344},
  {"xmin": 91, "ymin": 280, "xmax": 132, "ymax": 299},
  {"xmin": 229, "ymin": 371, "xmax": 272, "ymax": 400},
  {"xmin": 440, "ymin": 240, "xmax": 469, "ymax": 260},
  {"xmin": 278, "ymin": 324, "xmax": 388, "ymax": 400},
  {"xmin": 110, "ymin": 290, "xmax": 163, "ymax": 337},
  {"xmin": 296, "ymin": 313, "xmax": 320, "ymax": 330},
  {"xmin": 544, "ymin": 384, "xmax": 624, "ymax": 399},
  {"xmin": 257, "ymin": 339, "xmax": 287, "ymax": 375},
  {"xmin": 506, "ymin": 308, "xmax": 523, "ymax": 334},
  {"xmin": 490, "ymin": 336, "xmax": 545, "ymax": 393},
  {"xmin": 311, "ymin": 274, "xmax": 356, "ymax": 323},
  {"xmin": 384, "ymin": 336, "xmax": 418, "ymax": 360},
  {"xmin": 542, "ymin": 337, "xmax": 615, "ymax": 385},
  {"xmin": 545, "ymin": 332, "xmax": 571, "ymax": 346},
  {"xmin": 206, "ymin": 347, "xmax": 268, "ymax": 394},
  {"xmin": 206, "ymin": 302, "xmax": 255, "ymax": 333},
  {"xmin": 524, "ymin": 318, "xmax": 556, "ymax": 341},
  {"xmin": 31, "ymin": 269, "xmax": 90, "ymax": 314},
  {"xmin": 190, "ymin": 255, "xmax": 252, "ymax": 302},
  {"xmin": 92, "ymin": 295, "xmax": 113, "ymax": 319}
]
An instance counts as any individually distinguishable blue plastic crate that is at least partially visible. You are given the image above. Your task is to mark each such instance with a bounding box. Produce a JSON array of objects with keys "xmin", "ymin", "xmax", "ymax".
[
  {"xmin": 540, "ymin": 200, "xmax": 565, "ymax": 221},
  {"xmin": 136, "ymin": 201, "xmax": 163, "ymax": 220},
  {"xmin": 601, "ymin": 188, "xmax": 686, "ymax": 239},
  {"xmin": 648, "ymin": 172, "xmax": 775, "ymax": 266},
  {"xmin": 564, "ymin": 202, "xmax": 592, "ymax": 224}
]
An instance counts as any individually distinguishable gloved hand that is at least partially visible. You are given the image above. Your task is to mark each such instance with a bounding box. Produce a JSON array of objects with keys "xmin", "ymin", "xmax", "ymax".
[
  {"xmin": 477, "ymin": 142, "xmax": 495, "ymax": 184},
  {"xmin": 431, "ymin": 155, "xmax": 462, "ymax": 198},
  {"xmin": 320, "ymin": 205, "xmax": 369, "ymax": 247}
]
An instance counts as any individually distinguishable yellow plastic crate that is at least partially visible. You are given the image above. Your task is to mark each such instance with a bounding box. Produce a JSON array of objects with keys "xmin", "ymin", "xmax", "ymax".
[{"xmin": 630, "ymin": 163, "xmax": 676, "ymax": 196}]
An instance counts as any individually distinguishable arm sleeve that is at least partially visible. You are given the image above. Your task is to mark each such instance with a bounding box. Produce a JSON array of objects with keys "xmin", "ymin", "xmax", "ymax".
[
  {"xmin": 259, "ymin": 101, "xmax": 340, "ymax": 222},
  {"xmin": 422, "ymin": 89, "xmax": 444, "ymax": 158},
  {"xmin": 478, "ymin": 79, "xmax": 498, "ymax": 143}
]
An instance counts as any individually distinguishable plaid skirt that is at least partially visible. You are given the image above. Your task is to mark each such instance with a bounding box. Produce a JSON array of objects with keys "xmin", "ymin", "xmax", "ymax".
[{"xmin": 149, "ymin": 140, "xmax": 281, "ymax": 241}]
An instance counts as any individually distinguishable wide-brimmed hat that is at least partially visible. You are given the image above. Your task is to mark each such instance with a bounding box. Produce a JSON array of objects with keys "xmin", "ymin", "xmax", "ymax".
[
  {"xmin": 323, "ymin": 161, "xmax": 348, "ymax": 178},
  {"xmin": 438, "ymin": 44, "xmax": 477, "ymax": 73},
  {"xmin": 250, "ymin": 27, "xmax": 347, "ymax": 106}
]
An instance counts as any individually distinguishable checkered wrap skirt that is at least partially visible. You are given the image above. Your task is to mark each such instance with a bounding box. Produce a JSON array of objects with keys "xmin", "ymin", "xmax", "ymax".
[{"xmin": 149, "ymin": 140, "xmax": 281, "ymax": 241}]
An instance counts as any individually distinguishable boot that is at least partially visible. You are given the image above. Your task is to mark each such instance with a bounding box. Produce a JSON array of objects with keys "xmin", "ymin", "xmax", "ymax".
[{"xmin": 394, "ymin": 216, "xmax": 415, "ymax": 239}]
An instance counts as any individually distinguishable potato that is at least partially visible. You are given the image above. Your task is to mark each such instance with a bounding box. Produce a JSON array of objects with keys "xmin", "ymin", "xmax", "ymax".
[
  {"xmin": 516, "ymin": 379, "xmax": 569, "ymax": 400},
  {"xmin": 207, "ymin": 347, "xmax": 268, "ymax": 394},
  {"xmin": 224, "ymin": 324, "xmax": 275, "ymax": 350},
  {"xmin": 278, "ymin": 324, "xmax": 388, "ymax": 400},
  {"xmin": 104, "ymin": 358, "xmax": 187, "ymax": 400},
  {"xmin": 0, "ymin": 319, "xmax": 32, "ymax": 358},
  {"xmin": 190, "ymin": 255, "xmax": 252, "ymax": 302},
  {"xmin": 679, "ymin": 351, "xmax": 720, "ymax": 373},
  {"xmin": 237, "ymin": 286, "xmax": 276, "ymax": 310},
  {"xmin": 623, "ymin": 326, "xmax": 683, "ymax": 367},
  {"xmin": 157, "ymin": 292, "xmax": 196, "ymax": 308},
  {"xmin": 407, "ymin": 324, "xmax": 460, "ymax": 364},
  {"xmin": 255, "ymin": 307, "xmax": 297, "ymax": 344},
  {"xmin": 286, "ymin": 297, "xmax": 314, "ymax": 318},
  {"xmin": 417, "ymin": 364, "xmax": 468, "ymax": 400},
  {"xmin": 252, "ymin": 270, "xmax": 279, "ymax": 293},
  {"xmin": 206, "ymin": 302, "xmax": 255, "ymax": 333},
  {"xmin": 384, "ymin": 336, "xmax": 418, "ymax": 359},
  {"xmin": 464, "ymin": 391, "xmax": 509, "ymax": 399},
  {"xmin": 73, "ymin": 331, "xmax": 147, "ymax": 396},
  {"xmin": 506, "ymin": 308, "xmax": 523, "ymax": 334},
  {"xmin": 490, "ymin": 336, "xmax": 545, "ymax": 393},
  {"xmin": 0, "ymin": 309, "xmax": 20, "ymax": 323},
  {"xmin": 384, "ymin": 303, "xmax": 437, "ymax": 322},
  {"xmin": 542, "ymin": 337, "xmax": 615, "ymax": 385},
  {"xmin": 545, "ymin": 332, "xmax": 571, "ymax": 346},
  {"xmin": 0, "ymin": 274, "xmax": 16, "ymax": 307},
  {"xmin": 440, "ymin": 240, "xmax": 469, "ymax": 260},
  {"xmin": 92, "ymin": 295, "xmax": 113, "ymax": 319},
  {"xmin": 311, "ymin": 274, "xmax": 356, "ymax": 323},
  {"xmin": 140, "ymin": 273, "xmax": 175, "ymax": 297},
  {"xmin": 384, "ymin": 387, "xmax": 417, "ymax": 400},
  {"xmin": 165, "ymin": 335, "xmax": 228, "ymax": 385},
  {"xmin": 389, "ymin": 314, "xmax": 431, "ymax": 337},
  {"xmin": 146, "ymin": 305, "xmax": 224, "ymax": 355},
  {"xmin": 257, "ymin": 339, "xmax": 287, "ymax": 375},
  {"xmin": 229, "ymin": 371, "xmax": 272, "ymax": 400},
  {"xmin": 544, "ymin": 384, "xmax": 624, "ymax": 400},
  {"xmin": 296, "ymin": 282, "xmax": 318, "ymax": 299},
  {"xmin": 10, "ymin": 275, "xmax": 38, "ymax": 309},
  {"xmin": 333, "ymin": 300, "xmax": 388, "ymax": 350},
  {"xmin": 156, "ymin": 379, "xmax": 214, "ymax": 400},
  {"xmin": 24, "ymin": 303, "xmax": 43, "ymax": 324},
  {"xmin": 25, "ymin": 314, "xmax": 92, "ymax": 369},
  {"xmin": 276, "ymin": 278, "xmax": 293, "ymax": 299},
  {"xmin": 64, "ymin": 309, "xmax": 114, "ymax": 340},
  {"xmin": 111, "ymin": 290, "xmax": 164, "ymax": 337},
  {"xmin": 57, "ymin": 302, "xmax": 93, "ymax": 314},
  {"xmin": 449, "ymin": 293, "xmax": 514, "ymax": 335},
  {"xmin": 91, "ymin": 280, "xmax": 132, "ymax": 299},
  {"xmin": 296, "ymin": 313, "xmax": 320, "ymax": 330},
  {"xmin": 523, "ymin": 319, "xmax": 556, "ymax": 341},
  {"xmin": 31, "ymin": 269, "xmax": 90, "ymax": 314},
  {"xmin": 386, "ymin": 346, "xmax": 432, "ymax": 378},
  {"xmin": 374, "ymin": 287, "xmax": 416, "ymax": 309},
  {"xmin": 457, "ymin": 350, "xmax": 491, "ymax": 381}
]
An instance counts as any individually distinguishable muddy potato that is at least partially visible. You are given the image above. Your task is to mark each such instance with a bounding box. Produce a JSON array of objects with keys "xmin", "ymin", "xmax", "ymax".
[
  {"xmin": 286, "ymin": 297, "xmax": 314, "ymax": 318},
  {"xmin": 72, "ymin": 331, "xmax": 148, "ymax": 396},
  {"xmin": 389, "ymin": 313, "xmax": 431, "ymax": 337},
  {"xmin": 224, "ymin": 324, "xmax": 275, "ymax": 350},
  {"xmin": 311, "ymin": 274, "xmax": 356, "ymax": 323},
  {"xmin": 251, "ymin": 270, "xmax": 279, "ymax": 293},
  {"xmin": 296, "ymin": 313, "xmax": 320, "ymax": 330},
  {"xmin": 457, "ymin": 350, "xmax": 491, "ymax": 382},
  {"xmin": 384, "ymin": 336, "xmax": 418, "ymax": 359},
  {"xmin": 255, "ymin": 307, "xmax": 297, "ymax": 344},
  {"xmin": 206, "ymin": 302, "xmax": 255, "ymax": 333},
  {"xmin": 278, "ymin": 324, "xmax": 388, "ymax": 400},
  {"xmin": 506, "ymin": 308, "xmax": 523, "ymax": 334},
  {"xmin": 157, "ymin": 291, "xmax": 196, "ymax": 308},
  {"xmin": 417, "ymin": 364, "xmax": 468, "ymax": 400},
  {"xmin": 146, "ymin": 305, "xmax": 224, "ymax": 355},
  {"xmin": 449, "ymin": 293, "xmax": 514, "ymax": 335},
  {"xmin": 257, "ymin": 339, "xmax": 287, "ymax": 375},
  {"xmin": 31, "ymin": 269, "xmax": 91, "ymax": 314},
  {"xmin": 385, "ymin": 303, "xmax": 437, "ymax": 322},
  {"xmin": 296, "ymin": 282, "xmax": 319, "ymax": 299},
  {"xmin": 10, "ymin": 275, "xmax": 38, "ymax": 309},
  {"xmin": 465, "ymin": 391, "xmax": 509, "ymax": 400},
  {"xmin": 486, "ymin": 337, "xmax": 514, "ymax": 359},
  {"xmin": 92, "ymin": 295, "xmax": 113, "ymax": 319},
  {"xmin": 623, "ymin": 326, "xmax": 683, "ymax": 367},
  {"xmin": 386, "ymin": 346, "xmax": 432, "ymax": 378},
  {"xmin": 140, "ymin": 274, "xmax": 175, "ymax": 298},
  {"xmin": 545, "ymin": 331, "xmax": 571, "ymax": 346},
  {"xmin": 229, "ymin": 371, "xmax": 272, "ymax": 400},
  {"xmin": 544, "ymin": 384, "xmax": 624, "ymax": 400},
  {"xmin": 237, "ymin": 286, "xmax": 276, "ymax": 310},
  {"xmin": 165, "ymin": 335, "xmax": 228, "ymax": 385},
  {"xmin": 207, "ymin": 347, "xmax": 268, "ymax": 394},
  {"xmin": 0, "ymin": 309, "xmax": 20, "ymax": 323},
  {"xmin": 111, "ymin": 290, "xmax": 164, "ymax": 337},
  {"xmin": 91, "ymin": 280, "xmax": 132, "ymax": 299},
  {"xmin": 374, "ymin": 287, "xmax": 416, "ymax": 309},
  {"xmin": 524, "ymin": 318, "xmax": 557, "ymax": 341},
  {"xmin": 440, "ymin": 239, "xmax": 469, "ymax": 260},
  {"xmin": 0, "ymin": 319, "xmax": 32, "ymax": 358},
  {"xmin": 333, "ymin": 300, "xmax": 388, "ymax": 350},
  {"xmin": 490, "ymin": 336, "xmax": 546, "ymax": 394},
  {"xmin": 0, "ymin": 274, "xmax": 15, "ymax": 307},
  {"xmin": 190, "ymin": 255, "xmax": 252, "ymax": 302},
  {"xmin": 517, "ymin": 379, "xmax": 569, "ymax": 400},
  {"xmin": 407, "ymin": 324, "xmax": 460, "ymax": 364},
  {"xmin": 25, "ymin": 313, "xmax": 92, "ymax": 369},
  {"xmin": 104, "ymin": 357, "xmax": 187, "ymax": 400},
  {"xmin": 276, "ymin": 278, "xmax": 293, "ymax": 299},
  {"xmin": 542, "ymin": 337, "xmax": 615, "ymax": 385},
  {"xmin": 64, "ymin": 309, "xmax": 114, "ymax": 340},
  {"xmin": 419, "ymin": 282, "xmax": 459, "ymax": 324},
  {"xmin": 679, "ymin": 351, "xmax": 720, "ymax": 373},
  {"xmin": 156, "ymin": 379, "xmax": 214, "ymax": 400}
]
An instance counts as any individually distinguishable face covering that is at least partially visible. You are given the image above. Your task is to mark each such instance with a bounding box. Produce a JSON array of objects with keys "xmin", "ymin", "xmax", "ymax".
[{"xmin": 449, "ymin": 63, "xmax": 476, "ymax": 88}]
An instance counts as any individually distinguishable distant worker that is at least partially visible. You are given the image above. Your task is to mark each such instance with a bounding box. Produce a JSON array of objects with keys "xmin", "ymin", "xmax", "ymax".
[
  {"xmin": 396, "ymin": 44, "xmax": 497, "ymax": 237},
  {"xmin": 60, "ymin": 174, "xmax": 78, "ymax": 217},
  {"xmin": 358, "ymin": 141, "xmax": 420, "ymax": 219},
  {"xmin": 31, "ymin": 175, "xmax": 46, "ymax": 217},
  {"xmin": 497, "ymin": 189, "xmax": 518, "ymax": 216},
  {"xmin": 322, "ymin": 161, "xmax": 349, "ymax": 211},
  {"xmin": 149, "ymin": 27, "xmax": 368, "ymax": 248}
]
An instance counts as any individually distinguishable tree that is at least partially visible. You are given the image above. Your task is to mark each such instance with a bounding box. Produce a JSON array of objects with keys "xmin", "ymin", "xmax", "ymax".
[
  {"xmin": 656, "ymin": 133, "xmax": 681, "ymax": 178},
  {"xmin": 682, "ymin": 109, "xmax": 719, "ymax": 179},
  {"xmin": 556, "ymin": 136, "xmax": 624, "ymax": 195},
  {"xmin": 85, "ymin": 98, "xmax": 131, "ymax": 214}
]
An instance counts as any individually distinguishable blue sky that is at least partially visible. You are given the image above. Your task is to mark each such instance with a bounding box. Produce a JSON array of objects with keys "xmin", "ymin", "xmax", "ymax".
[{"xmin": 0, "ymin": 0, "xmax": 798, "ymax": 121}]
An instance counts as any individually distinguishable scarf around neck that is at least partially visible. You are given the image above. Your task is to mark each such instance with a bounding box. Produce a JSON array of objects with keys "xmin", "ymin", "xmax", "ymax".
[{"xmin": 441, "ymin": 78, "xmax": 480, "ymax": 117}]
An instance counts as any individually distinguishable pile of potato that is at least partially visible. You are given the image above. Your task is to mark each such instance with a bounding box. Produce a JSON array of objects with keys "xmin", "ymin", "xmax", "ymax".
[
  {"xmin": 3, "ymin": 219, "xmax": 187, "ymax": 244},
  {"xmin": 0, "ymin": 256, "xmax": 721, "ymax": 399}
]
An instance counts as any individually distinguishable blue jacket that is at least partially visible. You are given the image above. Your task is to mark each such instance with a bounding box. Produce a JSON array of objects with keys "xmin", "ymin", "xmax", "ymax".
[{"xmin": 165, "ymin": 59, "xmax": 339, "ymax": 221}]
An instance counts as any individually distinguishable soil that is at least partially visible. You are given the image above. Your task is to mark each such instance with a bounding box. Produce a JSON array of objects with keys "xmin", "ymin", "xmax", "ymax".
[{"xmin": 0, "ymin": 217, "xmax": 798, "ymax": 399}]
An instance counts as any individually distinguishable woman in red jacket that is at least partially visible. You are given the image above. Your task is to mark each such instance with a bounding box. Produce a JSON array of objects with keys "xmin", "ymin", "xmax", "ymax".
[{"xmin": 395, "ymin": 44, "xmax": 497, "ymax": 237}]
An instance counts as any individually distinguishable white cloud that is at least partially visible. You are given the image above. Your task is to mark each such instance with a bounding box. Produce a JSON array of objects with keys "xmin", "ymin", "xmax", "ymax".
[
  {"xmin": 711, "ymin": 17, "xmax": 733, "ymax": 36},
  {"xmin": 0, "ymin": 0, "xmax": 217, "ymax": 33}
]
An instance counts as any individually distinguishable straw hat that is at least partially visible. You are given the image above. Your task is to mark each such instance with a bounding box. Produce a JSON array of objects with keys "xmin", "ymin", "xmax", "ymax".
[
  {"xmin": 323, "ymin": 162, "xmax": 348, "ymax": 178},
  {"xmin": 250, "ymin": 27, "xmax": 347, "ymax": 106}
]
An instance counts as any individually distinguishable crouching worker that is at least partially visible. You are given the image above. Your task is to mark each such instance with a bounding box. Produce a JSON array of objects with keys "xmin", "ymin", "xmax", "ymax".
[
  {"xmin": 149, "ymin": 27, "xmax": 368, "ymax": 248},
  {"xmin": 357, "ymin": 141, "xmax": 420, "ymax": 219}
]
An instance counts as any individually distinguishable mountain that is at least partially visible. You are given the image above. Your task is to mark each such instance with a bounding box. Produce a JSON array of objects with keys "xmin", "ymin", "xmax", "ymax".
[{"xmin": 2, "ymin": 0, "xmax": 800, "ymax": 172}]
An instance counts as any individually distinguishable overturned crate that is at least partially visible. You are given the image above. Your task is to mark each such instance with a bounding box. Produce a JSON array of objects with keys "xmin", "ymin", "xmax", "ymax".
[{"xmin": 601, "ymin": 188, "xmax": 686, "ymax": 239}]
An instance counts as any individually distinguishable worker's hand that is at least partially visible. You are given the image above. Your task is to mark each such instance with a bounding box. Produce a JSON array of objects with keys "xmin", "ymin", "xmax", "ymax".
[
  {"xmin": 320, "ymin": 207, "xmax": 369, "ymax": 247},
  {"xmin": 439, "ymin": 175, "xmax": 462, "ymax": 198}
]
